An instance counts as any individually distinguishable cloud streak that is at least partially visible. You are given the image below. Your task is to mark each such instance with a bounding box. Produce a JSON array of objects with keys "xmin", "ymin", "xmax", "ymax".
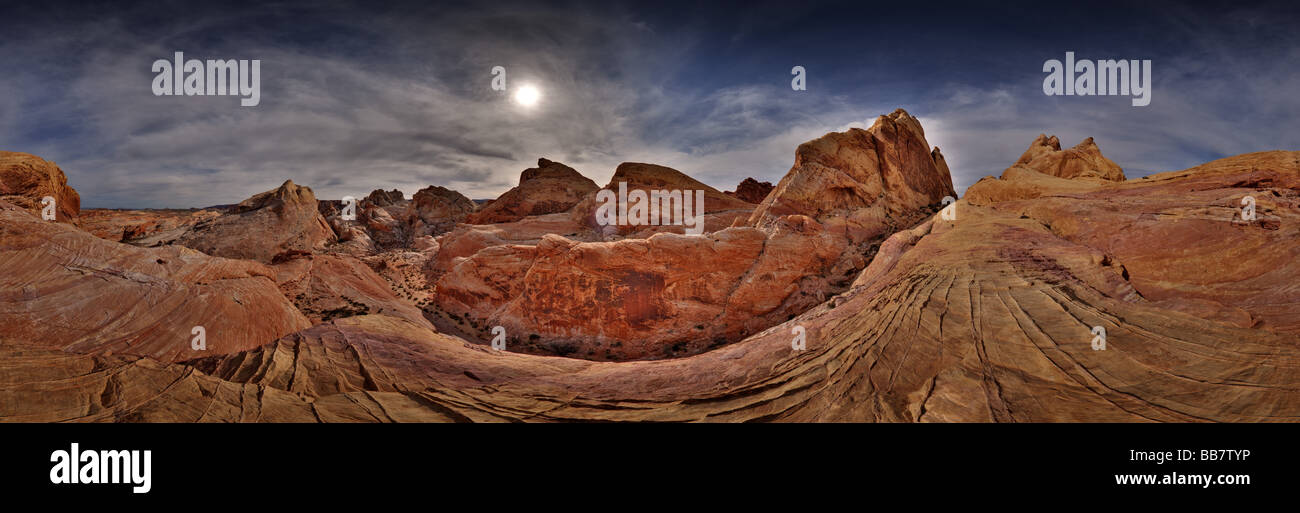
[{"xmin": 0, "ymin": 0, "xmax": 1296, "ymax": 208}]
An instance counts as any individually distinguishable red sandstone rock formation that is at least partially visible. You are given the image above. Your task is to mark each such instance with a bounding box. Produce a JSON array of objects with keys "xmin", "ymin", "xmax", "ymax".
[
  {"xmin": 0, "ymin": 151, "xmax": 80, "ymax": 223},
  {"xmin": 1009, "ymin": 134, "xmax": 1126, "ymax": 182},
  {"xmin": 4, "ymin": 128, "xmax": 1299, "ymax": 423},
  {"xmin": 404, "ymin": 185, "xmax": 476, "ymax": 238},
  {"xmin": 429, "ymin": 110, "xmax": 952, "ymax": 360},
  {"xmin": 748, "ymin": 109, "xmax": 955, "ymax": 243},
  {"xmin": 725, "ymin": 177, "xmax": 775, "ymax": 204},
  {"xmin": 273, "ymin": 253, "xmax": 432, "ymax": 329},
  {"xmin": 175, "ymin": 180, "xmax": 336, "ymax": 263},
  {"xmin": 80, "ymin": 208, "xmax": 222, "ymax": 244},
  {"xmin": 466, "ymin": 158, "xmax": 598, "ymax": 224},
  {"xmin": 0, "ymin": 200, "xmax": 311, "ymax": 363},
  {"xmin": 570, "ymin": 162, "xmax": 755, "ymax": 238}
]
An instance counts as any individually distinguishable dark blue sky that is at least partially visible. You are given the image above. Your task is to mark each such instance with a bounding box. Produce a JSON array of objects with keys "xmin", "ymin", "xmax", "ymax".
[{"xmin": 1, "ymin": 0, "xmax": 1297, "ymax": 207}]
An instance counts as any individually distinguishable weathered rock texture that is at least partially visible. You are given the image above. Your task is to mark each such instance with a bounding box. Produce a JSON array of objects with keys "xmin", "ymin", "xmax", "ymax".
[
  {"xmin": 0, "ymin": 201, "xmax": 311, "ymax": 363},
  {"xmin": 430, "ymin": 110, "xmax": 953, "ymax": 360},
  {"xmin": 273, "ymin": 253, "xmax": 431, "ymax": 329},
  {"xmin": 4, "ymin": 135, "xmax": 1299, "ymax": 424},
  {"xmin": 748, "ymin": 108, "xmax": 956, "ymax": 243},
  {"xmin": 0, "ymin": 151, "xmax": 80, "ymax": 223},
  {"xmin": 1009, "ymin": 134, "xmax": 1126, "ymax": 182},
  {"xmin": 323, "ymin": 189, "xmax": 414, "ymax": 253},
  {"xmin": 571, "ymin": 162, "xmax": 756, "ymax": 238},
  {"xmin": 176, "ymin": 180, "xmax": 335, "ymax": 263},
  {"xmin": 404, "ymin": 185, "xmax": 476, "ymax": 238},
  {"xmin": 725, "ymin": 177, "xmax": 775, "ymax": 204},
  {"xmin": 80, "ymin": 208, "xmax": 221, "ymax": 245},
  {"xmin": 431, "ymin": 218, "xmax": 848, "ymax": 360},
  {"xmin": 467, "ymin": 159, "xmax": 598, "ymax": 224}
]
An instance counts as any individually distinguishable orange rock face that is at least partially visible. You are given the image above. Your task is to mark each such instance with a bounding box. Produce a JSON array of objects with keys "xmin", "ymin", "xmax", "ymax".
[
  {"xmin": 0, "ymin": 201, "xmax": 311, "ymax": 363},
  {"xmin": 748, "ymin": 109, "xmax": 955, "ymax": 244},
  {"xmin": 968, "ymin": 149, "xmax": 1300, "ymax": 333},
  {"xmin": 432, "ymin": 219, "xmax": 848, "ymax": 360},
  {"xmin": 4, "ymin": 116, "xmax": 1300, "ymax": 424},
  {"xmin": 176, "ymin": 180, "xmax": 336, "ymax": 263},
  {"xmin": 80, "ymin": 208, "xmax": 222, "ymax": 244},
  {"xmin": 429, "ymin": 110, "xmax": 953, "ymax": 360},
  {"xmin": 1010, "ymin": 134, "xmax": 1126, "ymax": 182},
  {"xmin": 404, "ymin": 185, "xmax": 476, "ymax": 238},
  {"xmin": 273, "ymin": 253, "xmax": 431, "ymax": 329},
  {"xmin": 466, "ymin": 158, "xmax": 598, "ymax": 224},
  {"xmin": 571, "ymin": 162, "xmax": 755, "ymax": 237},
  {"xmin": 0, "ymin": 151, "xmax": 81, "ymax": 223},
  {"xmin": 321, "ymin": 189, "xmax": 415, "ymax": 253}
]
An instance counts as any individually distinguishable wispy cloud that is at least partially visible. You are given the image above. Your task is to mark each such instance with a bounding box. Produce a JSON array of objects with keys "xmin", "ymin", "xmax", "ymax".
[{"xmin": 0, "ymin": 1, "xmax": 1296, "ymax": 208}]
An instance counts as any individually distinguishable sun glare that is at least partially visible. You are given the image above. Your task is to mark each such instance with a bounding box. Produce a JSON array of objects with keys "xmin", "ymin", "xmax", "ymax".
[{"xmin": 513, "ymin": 84, "xmax": 541, "ymax": 107}]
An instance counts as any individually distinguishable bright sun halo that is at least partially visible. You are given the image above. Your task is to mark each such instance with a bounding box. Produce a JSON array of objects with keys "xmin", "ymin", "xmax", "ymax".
[{"xmin": 513, "ymin": 84, "xmax": 541, "ymax": 107}]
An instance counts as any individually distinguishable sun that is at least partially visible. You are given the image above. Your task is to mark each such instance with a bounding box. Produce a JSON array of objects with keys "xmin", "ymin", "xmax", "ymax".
[{"xmin": 513, "ymin": 84, "xmax": 541, "ymax": 107}]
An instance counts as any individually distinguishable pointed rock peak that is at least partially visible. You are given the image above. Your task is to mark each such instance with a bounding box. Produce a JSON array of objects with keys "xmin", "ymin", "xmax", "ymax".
[
  {"xmin": 870, "ymin": 108, "xmax": 926, "ymax": 140},
  {"xmin": 233, "ymin": 180, "xmax": 318, "ymax": 214},
  {"xmin": 1029, "ymin": 133, "xmax": 1063, "ymax": 151},
  {"xmin": 1008, "ymin": 134, "xmax": 1125, "ymax": 182},
  {"xmin": 1016, "ymin": 134, "xmax": 1065, "ymax": 165},
  {"xmin": 748, "ymin": 108, "xmax": 955, "ymax": 238}
]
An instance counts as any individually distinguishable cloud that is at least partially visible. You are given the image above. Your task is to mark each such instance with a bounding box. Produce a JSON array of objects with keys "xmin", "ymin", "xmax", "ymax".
[{"xmin": 0, "ymin": 1, "xmax": 1296, "ymax": 208}]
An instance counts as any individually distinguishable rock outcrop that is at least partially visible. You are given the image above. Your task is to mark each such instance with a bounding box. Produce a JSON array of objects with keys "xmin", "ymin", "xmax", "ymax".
[
  {"xmin": 748, "ymin": 109, "xmax": 956, "ymax": 243},
  {"xmin": 0, "ymin": 151, "xmax": 80, "ymax": 223},
  {"xmin": 1009, "ymin": 134, "xmax": 1126, "ymax": 182},
  {"xmin": 431, "ymin": 217, "xmax": 848, "ymax": 360},
  {"xmin": 273, "ymin": 253, "xmax": 432, "ymax": 329},
  {"xmin": 176, "ymin": 180, "xmax": 336, "ymax": 263},
  {"xmin": 571, "ymin": 162, "xmax": 755, "ymax": 238},
  {"xmin": 725, "ymin": 177, "xmax": 775, "ymax": 204},
  {"xmin": 364, "ymin": 188, "xmax": 405, "ymax": 206},
  {"xmin": 466, "ymin": 158, "xmax": 598, "ymax": 224},
  {"xmin": 0, "ymin": 200, "xmax": 311, "ymax": 363},
  {"xmin": 5, "ymin": 129, "xmax": 1299, "ymax": 424},
  {"xmin": 404, "ymin": 185, "xmax": 476, "ymax": 238},
  {"xmin": 429, "ymin": 110, "xmax": 953, "ymax": 360},
  {"xmin": 80, "ymin": 208, "xmax": 222, "ymax": 244}
]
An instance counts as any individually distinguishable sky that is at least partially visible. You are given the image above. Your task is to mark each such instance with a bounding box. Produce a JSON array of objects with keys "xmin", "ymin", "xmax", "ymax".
[{"xmin": 1, "ymin": 0, "xmax": 1298, "ymax": 208}]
